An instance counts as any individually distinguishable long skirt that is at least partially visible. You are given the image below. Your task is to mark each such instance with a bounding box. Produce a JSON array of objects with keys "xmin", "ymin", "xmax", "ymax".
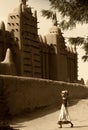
[{"xmin": 59, "ymin": 104, "xmax": 71, "ymax": 123}]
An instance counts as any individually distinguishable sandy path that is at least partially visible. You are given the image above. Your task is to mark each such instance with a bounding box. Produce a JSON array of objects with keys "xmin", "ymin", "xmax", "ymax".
[{"xmin": 11, "ymin": 99, "xmax": 88, "ymax": 130}]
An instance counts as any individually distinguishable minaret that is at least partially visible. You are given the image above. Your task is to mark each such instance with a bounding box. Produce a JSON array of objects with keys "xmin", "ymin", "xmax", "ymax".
[
  {"xmin": 46, "ymin": 13, "xmax": 68, "ymax": 81},
  {"xmin": 47, "ymin": 12, "xmax": 66, "ymax": 51},
  {"xmin": 46, "ymin": 13, "xmax": 62, "ymax": 45},
  {"xmin": 46, "ymin": 13, "xmax": 59, "ymax": 80}
]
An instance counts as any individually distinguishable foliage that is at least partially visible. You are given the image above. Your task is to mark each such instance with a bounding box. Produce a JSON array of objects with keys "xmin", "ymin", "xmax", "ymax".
[
  {"xmin": 68, "ymin": 37, "xmax": 88, "ymax": 61},
  {"xmin": 41, "ymin": 0, "xmax": 88, "ymax": 61},
  {"xmin": 42, "ymin": 0, "xmax": 88, "ymax": 29},
  {"xmin": 68, "ymin": 37, "xmax": 85, "ymax": 46}
]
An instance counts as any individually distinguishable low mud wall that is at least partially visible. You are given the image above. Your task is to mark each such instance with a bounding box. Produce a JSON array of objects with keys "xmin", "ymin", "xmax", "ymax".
[{"xmin": 0, "ymin": 75, "xmax": 88, "ymax": 115}]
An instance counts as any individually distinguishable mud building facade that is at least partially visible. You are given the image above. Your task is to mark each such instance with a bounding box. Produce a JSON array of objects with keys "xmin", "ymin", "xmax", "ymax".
[{"xmin": 0, "ymin": 0, "xmax": 77, "ymax": 82}]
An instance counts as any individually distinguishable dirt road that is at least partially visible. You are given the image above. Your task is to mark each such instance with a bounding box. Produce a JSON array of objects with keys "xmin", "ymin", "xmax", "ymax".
[{"xmin": 11, "ymin": 99, "xmax": 88, "ymax": 130}]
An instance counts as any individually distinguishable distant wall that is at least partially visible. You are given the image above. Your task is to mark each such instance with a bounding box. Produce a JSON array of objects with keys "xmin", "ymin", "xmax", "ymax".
[{"xmin": 0, "ymin": 75, "xmax": 88, "ymax": 116}]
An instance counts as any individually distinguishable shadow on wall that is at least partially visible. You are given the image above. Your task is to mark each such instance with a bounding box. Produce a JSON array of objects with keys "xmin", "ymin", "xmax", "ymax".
[
  {"xmin": 10, "ymin": 99, "xmax": 81, "ymax": 125},
  {"xmin": 0, "ymin": 75, "xmax": 88, "ymax": 119},
  {"xmin": 10, "ymin": 99, "xmax": 81, "ymax": 128}
]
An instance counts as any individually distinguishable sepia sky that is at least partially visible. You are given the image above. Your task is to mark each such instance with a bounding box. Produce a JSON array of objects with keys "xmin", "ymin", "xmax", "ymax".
[{"xmin": 0, "ymin": 0, "xmax": 88, "ymax": 83}]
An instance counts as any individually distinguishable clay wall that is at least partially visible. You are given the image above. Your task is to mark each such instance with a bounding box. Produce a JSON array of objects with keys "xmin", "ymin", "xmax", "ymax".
[{"xmin": 0, "ymin": 75, "xmax": 87, "ymax": 116}]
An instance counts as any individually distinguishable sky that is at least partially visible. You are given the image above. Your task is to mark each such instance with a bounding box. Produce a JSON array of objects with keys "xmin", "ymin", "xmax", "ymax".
[{"xmin": 0, "ymin": 0, "xmax": 88, "ymax": 83}]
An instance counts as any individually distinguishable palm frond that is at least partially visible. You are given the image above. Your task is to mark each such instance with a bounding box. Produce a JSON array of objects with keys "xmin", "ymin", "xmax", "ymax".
[
  {"xmin": 68, "ymin": 37, "xmax": 85, "ymax": 46},
  {"xmin": 41, "ymin": 9, "xmax": 54, "ymax": 19},
  {"xmin": 82, "ymin": 41, "xmax": 88, "ymax": 55},
  {"xmin": 82, "ymin": 55, "xmax": 88, "ymax": 62}
]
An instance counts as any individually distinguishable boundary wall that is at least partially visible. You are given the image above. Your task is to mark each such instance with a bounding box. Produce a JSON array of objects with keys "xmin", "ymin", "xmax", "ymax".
[{"xmin": 0, "ymin": 75, "xmax": 88, "ymax": 116}]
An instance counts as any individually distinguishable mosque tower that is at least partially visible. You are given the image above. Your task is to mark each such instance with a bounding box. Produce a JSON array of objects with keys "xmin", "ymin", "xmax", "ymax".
[
  {"xmin": 46, "ymin": 13, "xmax": 68, "ymax": 81},
  {"xmin": 7, "ymin": 0, "xmax": 41, "ymax": 77}
]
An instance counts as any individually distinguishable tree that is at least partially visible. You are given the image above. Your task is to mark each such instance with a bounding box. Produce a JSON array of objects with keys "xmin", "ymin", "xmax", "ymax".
[{"xmin": 41, "ymin": 0, "xmax": 88, "ymax": 61}]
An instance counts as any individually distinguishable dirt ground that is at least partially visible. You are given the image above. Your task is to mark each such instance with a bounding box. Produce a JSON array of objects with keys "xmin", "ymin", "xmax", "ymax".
[{"xmin": 10, "ymin": 99, "xmax": 88, "ymax": 130}]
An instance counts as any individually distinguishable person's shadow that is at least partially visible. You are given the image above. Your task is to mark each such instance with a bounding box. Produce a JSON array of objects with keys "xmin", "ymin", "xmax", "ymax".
[
  {"xmin": 59, "ymin": 125, "xmax": 88, "ymax": 129},
  {"xmin": 55, "ymin": 124, "xmax": 88, "ymax": 129},
  {"xmin": 74, "ymin": 125, "xmax": 88, "ymax": 128}
]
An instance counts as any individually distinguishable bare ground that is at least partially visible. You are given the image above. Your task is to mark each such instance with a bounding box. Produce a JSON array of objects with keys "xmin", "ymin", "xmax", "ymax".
[{"xmin": 10, "ymin": 99, "xmax": 88, "ymax": 130}]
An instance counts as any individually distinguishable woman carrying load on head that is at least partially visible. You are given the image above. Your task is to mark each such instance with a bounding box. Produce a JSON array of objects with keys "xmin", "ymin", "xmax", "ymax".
[{"xmin": 57, "ymin": 90, "xmax": 73, "ymax": 128}]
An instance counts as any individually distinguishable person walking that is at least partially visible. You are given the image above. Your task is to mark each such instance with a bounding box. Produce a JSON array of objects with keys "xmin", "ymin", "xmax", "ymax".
[{"xmin": 58, "ymin": 90, "xmax": 73, "ymax": 128}]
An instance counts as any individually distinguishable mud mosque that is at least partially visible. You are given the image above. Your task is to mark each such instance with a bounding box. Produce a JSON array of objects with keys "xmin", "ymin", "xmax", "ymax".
[{"xmin": 0, "ymin": 0, "xmax": 78, "ymax": 83}]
